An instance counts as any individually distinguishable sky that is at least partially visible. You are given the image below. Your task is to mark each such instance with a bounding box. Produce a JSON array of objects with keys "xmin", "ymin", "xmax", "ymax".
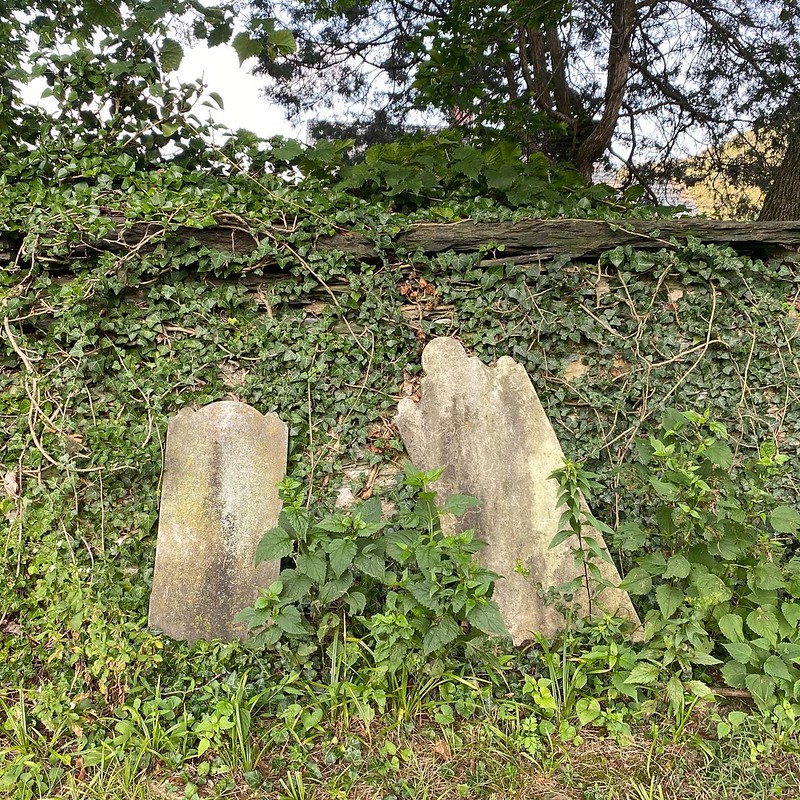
[{"xmin": 176, "ymin": 41, "xmax": 304, "ymax": 141}]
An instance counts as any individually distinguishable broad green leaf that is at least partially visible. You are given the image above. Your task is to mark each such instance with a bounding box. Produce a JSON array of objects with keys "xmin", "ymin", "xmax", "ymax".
[
  {"xmin": 318, "ymin": 575, "xmax": 353, "ymax": 604},
  {"xmin": 346, "ymin": 591, "xmax": 367, "ymax": 615},
  {"xmin": 576, "ymin": 697, "xmax": 602, "ymax": 726},
  {"xmin": 770, "ymin": 505, "xmax": 800, "ymax": 534},
  {"xmin": 703, "ymin": 439, "xmax": 733, "ymax": 468},
  {"xmin": 327, "ymin": 538, "xmax": 357, "ymax": 577},
  {"xmin": 269, "ymin": 28, "xmax": 297, "ymax": 54},
  {"xmin": 422, "ymin": 616, "xmax": 461, "ymax": 655},
  {"xmin": 663, "ymin": 554, "xmax": 691, "ymax": 580},
  {"xmin": 655, "ymin": 584, "xmax": 683, "ymax": 619},
  {"xmin": 315, "ymin": 514, "xmax": 349, "ymax": 534},
  {"xmin": 661, "ymin": 407, "xmax": 687, "ymax": 432},
  {"xmin": 649, "ymin": 477, "xmax": 677, "ymax": 500},
  {"xmin": 404, "ymin": 576, "xmax": 441, "ymax": 613},
  {"xmin": 721, "ymin": 660, "xmax": 748, "ymax": 689},
  {"xmin": 353, "ymin": 552, "xmax": 386, "ymax": 580},
  {"xmin": 466, "ymin": 601, "xmax": 510, "ymax": 638},
  {"xmin": 280, "ymin": 570, "xmax": 314, "ymax": 602},
  {"xmin": 296, "ymin": 551, "xmax": 327, "ymax": 584},
  {"xmin": 159, "ymin": 38, "xmax": 184, "ymax": 72},
  {"xmin": 718, "ymin": 613, "xmax": 745, "ymax": 643},
  {"xmin": 723, "ymin": 641, "xmax": 753, "ymax": 664},
  {"xmin": 745, "ymin": 673, "xmax": 776, "ymax": 712},
  {"xmin": 440, "ymin": 494, "xmax": 480, "ymax": 516},
  {"xmin": 255, "ymin": 527, "xmax": 293, "ymax": 564},
  {"xmin": 685, "ymin": 680, "xmax": 714, "ymax": 700},
  {"xmin": 357, "ymin": 496, "xmax": 382, "ymax": 524},
  {"xmin": 549, "ymin": 528, "xmax": 574, "ymax": 549},
  {"xmin": 274, "ymin": 606, "xmax": 311, "ymax": 636},
  {"xmin": 623, "ymin": 661, "xmax": 661, "ymax": 686},
  {"xmin": 617, "ymin": 567, "xmax": 652, "ymax": 595},
  {"xmin": 764, "ymin": 654, "xmax": 793, "ymax": 681},
  {"xmin": 666, "ymin": 675, "xmax": 684, "ymax": 712},
  {"xmin": 746, "ymin": 606, "xmax": 779, "ymax": 645},
  {"xmin": 747, "ymin": 562, "xmax": 786, "ymax": 592},
  {"xmin": 782, "ymin": 602, "xmax": 800, "ymax": 628}
]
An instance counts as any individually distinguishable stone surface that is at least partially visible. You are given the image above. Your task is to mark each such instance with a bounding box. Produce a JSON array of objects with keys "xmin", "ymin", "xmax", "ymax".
[
  {"xmin": 395, "ymin": 337, "xmax": 639, "ymax": 643},
  {"xmin": 149, "ymin": 401, "xmax": 287, "ymax": 642}
]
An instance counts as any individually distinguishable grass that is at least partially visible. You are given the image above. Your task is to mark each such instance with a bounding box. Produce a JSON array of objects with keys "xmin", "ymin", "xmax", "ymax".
[{"xmin": 4, "ymin": 698, "xmax": 799, "ymax": 800}]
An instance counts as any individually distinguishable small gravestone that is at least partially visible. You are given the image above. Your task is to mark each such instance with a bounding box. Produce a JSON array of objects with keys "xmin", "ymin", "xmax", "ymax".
[
  {"xmin": 395, "ymin": 337, "xmax": 639, "ymax": 643},
  {"xmin": 149, "ymin": 401, "xmax": 287, "ymax": 642}
]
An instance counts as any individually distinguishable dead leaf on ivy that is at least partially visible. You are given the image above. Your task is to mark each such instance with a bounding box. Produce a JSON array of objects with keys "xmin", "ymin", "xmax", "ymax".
[{"xmin": 3, "ymin": 470, "xmax": 19, "ymax": 500}]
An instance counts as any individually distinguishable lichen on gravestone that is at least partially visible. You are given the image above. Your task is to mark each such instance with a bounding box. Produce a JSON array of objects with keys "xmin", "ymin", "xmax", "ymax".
[
  {"xmin": 395, "ymin": 337, "xmax": 640, "ymax": 644},
  {"xmin": 148, "ymin": 401, "xmax": 287, "ymax": 643}
]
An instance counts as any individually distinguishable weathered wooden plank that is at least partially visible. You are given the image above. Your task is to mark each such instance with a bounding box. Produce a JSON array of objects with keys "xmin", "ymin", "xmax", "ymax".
[{"xmin": 2, "ymin": 217, "xmax": 799, "ymax": 268}]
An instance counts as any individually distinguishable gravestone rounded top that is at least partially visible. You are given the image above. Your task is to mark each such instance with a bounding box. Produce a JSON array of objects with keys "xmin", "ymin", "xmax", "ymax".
[
  {"xmin": 185, "ymin": 400, "xmax": 263, "ymax": 423},
  {"xmin": 420, "ymin": 336, "xmax": 467, "ymax": 372}
]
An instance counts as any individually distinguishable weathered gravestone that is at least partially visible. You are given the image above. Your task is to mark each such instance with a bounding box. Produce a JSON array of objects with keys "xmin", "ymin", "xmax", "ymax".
[
  {"xmin": 149, "ymin": 401, "xmax": 287, "ymax": 642},
  {"xmin": 395, "ymin": 337, "xmax": 639, "ymax": 643}
]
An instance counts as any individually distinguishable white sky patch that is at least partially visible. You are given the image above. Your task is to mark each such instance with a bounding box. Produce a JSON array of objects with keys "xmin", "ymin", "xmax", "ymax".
[{"xmin": 177, "ymin": 41, "xmax": 302, "ymax": 141}]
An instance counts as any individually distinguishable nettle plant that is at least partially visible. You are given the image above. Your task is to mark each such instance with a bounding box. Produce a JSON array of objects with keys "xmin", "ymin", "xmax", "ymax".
[
  {"xmin": 237, "ymin": 463, "xmax": 510, "ymax": 678},
  {"xmin": 617, "ymin": 409, "xmax": 800, "ymax": 720}
]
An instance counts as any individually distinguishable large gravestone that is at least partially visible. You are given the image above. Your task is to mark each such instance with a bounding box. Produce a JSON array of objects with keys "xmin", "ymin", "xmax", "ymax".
[
  {"xmin": 396, "ymin": 337, "xmax": 639, "ymax": 643},
  {"xmin": 149, "ymin": 401, "xmax": 287, "ymax": 642}
]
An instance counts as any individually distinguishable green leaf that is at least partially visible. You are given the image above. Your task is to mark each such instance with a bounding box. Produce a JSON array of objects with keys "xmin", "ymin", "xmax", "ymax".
[
  {"xmin": 770, "ymin": 505, "xmax": 800, "ymax": 534},
  {"xmin": 746, "ymin": 606, "xmax": 779, "ymax": 645},
  {"xmin": 358, "ymin": 496, "xmax": 382, "ymax": 524},
  {"xmin": 782, "ymin": 602, "xmax": 800, "ymax": 629},
  {"xmin": 466, "ymin": 601, "xmax": 509, "ymax": 638},
  {"xmin": 685, "ymin": 680, "xmax": 714, "ymax": 700},
  {"xmin": 720, "ymin": 660, "xmax": 748, "ymax": 689},
  {"xmin": 353, "ymin": 552, "xmax": 386, "ymax": 581},
  {"xmin": 624, "ymin": 661, "xmax": 661, "ymax": 686},
  {"xmin": 666, "ymin": 675, "xmax": 684, "ymax": 712},
  {"xmin": 703, "ymin": 439, "xmax": 733, "ymax": 468},
  {"xmin": 718, "ymin": 613, "xmax": 745, "ymax": 643},
  {"xmin": 159, "ymin": 38, "xmax": 184, "ymax": 72},
  {"xmin": 764, "ymin": 655, "xmax": 793, "ymax": 681},
  {"xmin": 617, "ymin": 567, "xmax": 652, "ymax": 595},
  {"xmin": 422, "ymin": 616, "xmax": 461, "ymax": 656},
  {"xmin": 255, "ymin": 527, "xmax": 293, "ymax": 564},
  {"xmin": 747, "ymin": 562, "xmax": 786, "ymax": 592},
  {"xmin": 269, "ymin": 27, "xmax": 297, "ymax": 55},
  {"xmin": 663, "ymin": 554, "xmax": 691, "ymax": 580},
  {"xmin": 318, "ymin": 575, "xmax": 353, "ymax": 604},
  {"xmin": 576, "ymin": 697, "xmax": 602, "ymax": 726},
  {"xmin": 296, "ymin": 551, "xmax": 327, "ymax": 584},
  {"xmin": 655, "ymin": 584, "xmax": 683, "ymax": 619},
  {"xmin": 280, "ymin": 570, "xmax": 314, "ymax": 602},
  {"xmin": 723, "ymin": 642, "xmax": 753, "ymax": 664},
  {"xmin": 549, "ymin": 528, "xmax": 574, "ymax": 549},
  {"xmin": 274, "ymin": 606, "xmax": 311, "ymax": 636},
  {"xmin": 326, "ymin": 538, "xmax": 357, "ymax": 578},
  {"xmin": 661, "ymin": 407, "xmax": 687, "ymax": 432},
  {"xmin": 745, "ymin": 673, "xmax": 776, "ymax": 712},
  {"xmin": 440, "ymin": 494, "xmax": 480, "ymax": 516},
  {"xmin": 346, "ymin": 591, "xmax": 367, "ymax": 615}
]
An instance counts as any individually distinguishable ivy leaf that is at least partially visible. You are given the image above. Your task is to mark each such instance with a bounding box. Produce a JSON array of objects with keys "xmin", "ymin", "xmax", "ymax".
[
  {"xmin": 422, "ymin": 615, "xmax": 461, "ymax": 656},
  {"xmin": 326, "ymin": 538, "xmax": 357, "ymax": 577},
  {"xmin": 466, "ymin": 601, "xmax": 509, "ymax": 638},
  {"xmin": 718, "ymin": 613, "xmax": 745, "ymax": 643},
  {"xmin": 255, "ymin": 526, "xmax": 293, "ymax": 564},
  {"xmin": 770, "ymin": 505, "xmax": 800, "ymax": 534},
  {"xmin": 746, "ymin": 606, "xmax": 779, "ymax": 646},
  {"xmin": 655, "ymin": 584, "xmax": 683, "ymax": 619},
  {"xmin": 274, "ymin": 606, "xmax": 312, "ymax": 636}
]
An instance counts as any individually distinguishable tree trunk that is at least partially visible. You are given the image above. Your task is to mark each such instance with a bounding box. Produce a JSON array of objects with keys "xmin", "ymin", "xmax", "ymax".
[{"xmin": 759, "ymin": 119, "xmax": 800, "ymax": 221}]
